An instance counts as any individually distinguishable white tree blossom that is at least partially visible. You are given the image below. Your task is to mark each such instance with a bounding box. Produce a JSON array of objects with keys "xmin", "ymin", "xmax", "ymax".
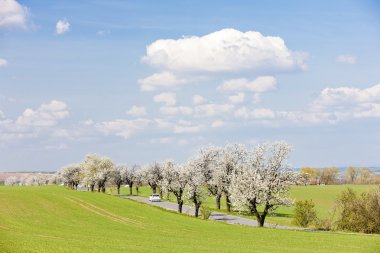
[
  {"xmin": 60, "ymin": 165, "xmax": 82, "ymax": 189},
  {"xmin": 159, "ymin": 160, "xmax": 176, "ymax": 200},
  {"xmin": 134, "ymin": 169, "xmax": 144, "ymax": 195},
  {"xmin": 198, "ymin": 146, "xmax": 223, "ymax": 209},
  {"xmin": 120, "ymin": 165, "xmax": 137, "ymax": 195},
  {"xmin": 94, "ymin": 157, "xmax": 114, "ymax": 192},
  {"xmin": 219, "ymin": 144, "xmax": 248, "ymax": 211},
  {"xmin": 80, "ymin": 154, "xmax": 114, "ymax": 192},
  {"xmin": 110, "ymin": 166, "xmax": 124, "ymax": 194},
  {"xmin": 143, "ymin": 162, "xmax": 162, "ymax": 194},
  {"xmin": 4, "ymin": 176, "xmax": 19, "ymax": 186},
  {"xmin": 230, "ymin": 142, "xmax": 299, "ymax": 226},
  {"xmin": 160, "ymin": 161, "xmax": 188, "ymax": 213},
  {"xmin": 184, "ymin": 159, "xmax": 208, "ymax": 217}
]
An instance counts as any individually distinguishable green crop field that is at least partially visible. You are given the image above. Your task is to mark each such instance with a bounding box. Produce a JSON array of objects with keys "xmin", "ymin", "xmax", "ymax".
[
  {"xmin": 113, "ymin": 184, "xmax": 379, "ymax": 227},
  {"xmin": 1, "ymin": 186, "xmax": 379, "ymax": 253}
]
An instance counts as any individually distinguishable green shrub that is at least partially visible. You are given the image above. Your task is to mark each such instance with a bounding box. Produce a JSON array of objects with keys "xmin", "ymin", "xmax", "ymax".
[
  {"xmin": 200, "ymin": 206, "xmax": 212, "ymax": 220},
  {"xmin": 335, "ymin": 187, "xmax": 380, "ymax": 234},
  {"xmin": 292, "ymin": 199, "xmax": 317, "ymax": 227},
  {"xmin": 315, "ymin": 216, "xmax": 335, "ymax": 231}
]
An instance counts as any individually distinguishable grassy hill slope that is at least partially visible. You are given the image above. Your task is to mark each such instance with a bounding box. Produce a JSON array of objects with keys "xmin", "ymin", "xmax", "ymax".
[{"xmin": 1, "ymin": 186, "xmax": 379, "ymax": 253}]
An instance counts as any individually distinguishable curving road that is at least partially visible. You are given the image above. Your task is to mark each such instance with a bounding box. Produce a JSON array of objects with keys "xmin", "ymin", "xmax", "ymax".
[{"xmin": 119, "ymin": 195, "xmax": 310, "ymax": 231}]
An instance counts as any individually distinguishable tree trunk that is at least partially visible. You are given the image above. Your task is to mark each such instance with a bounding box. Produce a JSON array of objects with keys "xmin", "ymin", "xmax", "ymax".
[
  {"xmin": 226, "ymin": 195, "xmax": 231, "ymax": 212},
  {"xmin": 90, "ymin": 184, "xmax": 94, "ymax": 192},
  {"xmin": 117, "ymin": 185, "xmax": 120, "ymax": 195},
  {"xmin": 178, "ymin": 199, "xmax": 183, "ymax": 213},
  {"xmin": 259, "ymin": 217, "xmax": 265, "ymax": 227},
  {"xmin": 193, "ymin": 192, "xmax": 200, "ymax": 217},
  {"xmin": 195, "ymin": 204, "xmax": 200, "ymax": 217},
  {"xmin": 216, "ymin": 194, "xmax": 221, "ymax": 209},
  {"xmin": 249, "ymin": 198, "xmax": 263, "ymax": 227},
  {"xmin": 102, "ymin": 187, "xmax": 106, "ymax": 193},
  {"xmin": 152, "ymin": 185, "xmax": 156, "ymax": 194},
  {"xmin": 250, "ymin": 201, "xmax": 269, "ymax": 227},
  {"xmin": 136, "ymin": 186, "xmax": 139, "ymax": 195},
  {"xmin": 129, "ymin": 182, "xmax": 133, "ymax": 195}
]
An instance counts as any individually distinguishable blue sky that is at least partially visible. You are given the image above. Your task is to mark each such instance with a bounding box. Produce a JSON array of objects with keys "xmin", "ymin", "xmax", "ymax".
[{"xmin": 1, "ymin": 0, "xmax": 380, "ymax": 171}]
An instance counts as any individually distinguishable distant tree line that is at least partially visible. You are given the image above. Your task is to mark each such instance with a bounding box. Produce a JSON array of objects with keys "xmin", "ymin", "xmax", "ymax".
[
  {"xmin": 300, "ymin": 166, "xmax": 379, "ymax": 185},
  {"xmin": 58, "ymin": 142, "xmax": 300, "ymax": 227},
  {"xmin": 4, "ymin": 173, "xmax": 54, "ymax": 186}
]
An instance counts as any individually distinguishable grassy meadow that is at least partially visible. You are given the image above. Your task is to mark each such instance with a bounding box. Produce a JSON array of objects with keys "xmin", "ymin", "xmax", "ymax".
[
  {"xmin": 1, "ymin": 186, "xmax": 378, "ymax": 253},
  {"xmin": 113, "ymin": 184, "xmax": 379, "ymax": 226}
]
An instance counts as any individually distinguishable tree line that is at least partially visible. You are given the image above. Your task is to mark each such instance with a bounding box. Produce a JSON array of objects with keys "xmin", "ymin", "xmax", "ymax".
[
  {"xmin": 59, "ymin": 141, "xmax": 300, "ymax": 227},
  {"xmin": 4, "ymin": 173, "xmax": 53, "ymax": 186},
  {"xmin": 300, "ymin": 166, "xmax": 379, "ymax": 185}
]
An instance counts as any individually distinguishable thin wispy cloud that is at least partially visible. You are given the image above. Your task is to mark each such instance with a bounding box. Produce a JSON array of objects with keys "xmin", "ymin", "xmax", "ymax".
[
  {"xmin": 336, "ymin": 55, "xmax": 357, "ymax": 64},
  {"xmin": 0, "ymin": 58, "xmax": 8, "ymax": 67}
]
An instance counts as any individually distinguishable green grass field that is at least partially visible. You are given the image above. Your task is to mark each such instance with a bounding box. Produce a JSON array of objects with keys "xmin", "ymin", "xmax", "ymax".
[
  {"xmin": 113, "ymin": 184, "xmax": 379, "ymax": 226},
  {"xmin": 1, "ymin": 186, "xmax": 379, "ymax": 253}
]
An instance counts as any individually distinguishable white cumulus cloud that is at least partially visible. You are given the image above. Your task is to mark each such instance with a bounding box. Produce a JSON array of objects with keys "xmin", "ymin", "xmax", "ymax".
[
  {"xmin": 228, "ymin": 92, "xmax": 245, "ymax": 104},
  {"xmin": 0, "ymin": 100, "xmax": 70, "ymax": 141},
  {"xmin": 235, "ymin": 107, "xmax": 275, "ymax": 120},
  {"xmin": 153, "ymin": 92, "xmax": 176, "ymax": 106},
  {"xmin": 192, "ymin": 95, "xmax": 205, "ymax": 105},
  {"xmin": 96, "ymin": 118, "xmax": 150, "ymax": 139},
  {"xmin": 211, "ymin": 120, "xmax": 224, "ymax": 128},
  {"xmin": 150, "ymin": 137, "xmax": 173, "ymax": 144},
  {"xmin": 143, "ymin": 28, "xmax": 307, "ymax": 72},
  {"xmin": 336, "ymin": 55, "xmax": 356, "ymax": 64},
  {"xmin": 173, "ymin": 120, "xmax": 202, "ymax": 134},
  {"xmin": 194, "ymin": 103, "xmax": 234, "ymax": 117},
  {"xmin": 56, "ymin": 19, "xmax": 70, "ymax": 34},
  {"xmin": 313, "ymin": 84, "xmax": 380, "ymax": 110},
  {"xmin": 15, "ymin": 100, "xmax": 69, "ymax": 128},
  {"xmin": 138, "ymin": 71, "xmax": 186, "ymax": 91},
  {"xmin": 0, "ymin": 0, "xmax": 29, "ymax": 28},
  {"xmin": 218, "ymin": 76, "xmax": 276, "ymax": 93},
  {"xmin": 127, "ymin": 105, "xmax": 147, "ymax": 117},
  {"xmin": 160, "ymin": 106, "xmax": 193, "ymax": 115}
]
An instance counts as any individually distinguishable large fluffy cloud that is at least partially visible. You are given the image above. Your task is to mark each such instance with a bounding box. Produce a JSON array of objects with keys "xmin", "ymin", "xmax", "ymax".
[
  {"xmin": 15, "ymin": 100, "xmax": 69, "ymax": 128},
  {"xmin": 143, "ymin": 28, "xmax": 307, "ymax": 72},
  {"xmin": 313, "ymin": 84, "xmax": 380, "ymax": 110},
  {"xmin": 242, "ymin": 83, "xmax": 380, "ymax": 125},
  {"xmin": 0, "ymin": 100, "xmax": 69, "ymax": 140},
  {"xmin": 0, "ymin": 0, "xmax": 29, "ymax": 28}
]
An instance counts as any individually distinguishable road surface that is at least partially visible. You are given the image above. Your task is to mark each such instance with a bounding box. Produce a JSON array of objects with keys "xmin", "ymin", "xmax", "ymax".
[{"xmin": 119, "ymin": 195, "xmax": 309, "ymax": 230}]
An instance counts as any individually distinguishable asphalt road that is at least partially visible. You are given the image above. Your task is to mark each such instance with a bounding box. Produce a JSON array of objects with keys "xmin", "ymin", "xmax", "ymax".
[{"xmin": 119, "ymin": 195, "xmax": 308, "ymax": 230}]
